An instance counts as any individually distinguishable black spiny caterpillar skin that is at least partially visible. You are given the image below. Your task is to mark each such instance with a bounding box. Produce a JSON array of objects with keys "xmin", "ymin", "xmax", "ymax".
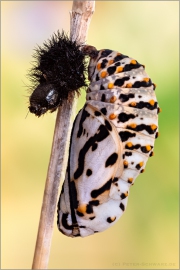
[{"xmin": 28, "ymin": 31, "xmax": 96, "ymax": 117}]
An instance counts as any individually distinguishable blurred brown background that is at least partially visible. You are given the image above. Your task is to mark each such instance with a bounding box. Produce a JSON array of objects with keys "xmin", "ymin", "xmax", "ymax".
[{"xmin": 1, "ymin": 1, "xmax": 179, "ymax": 269}]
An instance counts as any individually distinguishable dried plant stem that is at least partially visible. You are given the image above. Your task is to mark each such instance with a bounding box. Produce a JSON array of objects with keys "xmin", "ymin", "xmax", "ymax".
[{"xmin": 32, "ymin": 1, "xmax": 95, "ymax": 269}]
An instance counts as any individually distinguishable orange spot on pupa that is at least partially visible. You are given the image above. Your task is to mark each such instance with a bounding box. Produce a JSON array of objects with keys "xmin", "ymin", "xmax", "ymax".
[
  {"xmin": 128, "ymin": 178, "xmax": 133, "ymax": 183},
  {"xmin": 117, "ymin": 52, "xmax": 121, "ymax": 56},
  {"xmin": 108, "ymin": 59, "xmax": 114, "ymax": 65},
  {"xmin": 130, "ymin": 59, "xmax": 137, "ymax": 65},
  {"xmin": 116, "ymin": 66, "xmax": 123, "ymax": 73},
  {"xmin": 101, "ymin": 71, "xmax": 107, "ymax": 78},
  {"xmin": 126, "ymin": 83, "xmax": 132, "ymax": 88},
  {"xmin": 130, "ymin": 123, "xmax": 137, "ymax": 129},
  {"xmin": 108, "ymin": 83, "xmax": 114, "ymax": 89},
  {"xmin": 77, "ymin": 204, "xmax": 87, "ymax": 214},
  {"xmin": 149, "ymin": 99, "xmax": 155, "ymax": 106},
  {"xmin": 123, "ymin": 160, "xmax": 128, "ymax": 166},
  {"xmin": 109, "ymin": 113, "xmax": 117, "ymax": 120},
  {"xmin": 151, "ymin": 124, "xmax": 157, "ymax": 130},
  {"xmin": 124, "ymin": 191, "xmax": 129, "ymax": 197},
  {"xmin": 158, "ymin": 107, "xmax": 162, "ymax": 113},
  {"xmin": 130, "ymin": 101, "xmax": 136, "ymax": 107},
  {"xmin": 110, "ymin": 96, "xmax": 117, "ymax": 103},
  {"xmin": 143, "ymin": 78, "xmax": 149, "ymax": 82},
  {"xmin": 97, "ymin": 63, "xmax": 101, "ymax": 70},
  {"xmin": 139, "ymin": 161, "xmax": 144, "ymax": 167},
  {"xmin": 146, "ymin": 145, "xmax": 151, "ymax": 151},
  {"xmin": 110, "ymin": 216, "xmax": 116, "ymax": 222},
  {"xmin": 126, "ymin": 142, "xmax": 133, "ymax": 148}
]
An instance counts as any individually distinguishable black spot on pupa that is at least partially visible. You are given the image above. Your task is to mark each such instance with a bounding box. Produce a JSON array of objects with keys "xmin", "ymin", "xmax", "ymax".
[
  {"xmin": 114, "ymin": 62, "xmax": 120, "ymax": 66},
  {"xmin": 157, "ymin": 107, "xmax": 161, "ymax": 114},
  {"xmin": 76, "ymin": 211, "xmax": 84, "ymax": 217},
  {"xmin": 86, "ymin": 169, "xmax": 92, "ymax": 176},
  {"xmin": 120, "ymin": 192, "xmax": 128, "ymax": 199},
  {"xmin": 100, "ymin": 84, "xmax": 105, "ymax": 90},
  {"xmin": 123, "ymin": 62, "xmax": 142, "ymax": 72},
  {"xmin": 119, "ymin": 93, "xmax": 135, "ymax": 102},
  {"xmin": 89, "ymin": 200, "xmax": 99, "ymax": 206},
  {"xmin": 132, "ymin": 79, "xmax": 153, "ymax": 88},
  {"xmin": 112, "ymin": 177, "xmax": 119, "ymax": 183},
  {"xmin": 105, "ymin": 120, "xmax": 112, "ymax": 131},
  {"xmin": 105, "ymin": 153, "xmax": 118, "ymax": 167},
  {"xmin": 107, "ymin": 217, "xmax": 116, "ymax": 223},
  {"xmin": 136, "ymin": 163, "xmax": 142, "ymax": 170},
  {"xmin": 118, "ymin": 112, "xmax": 136, "ymax": 123},
  {"xmin": 100, "ymin": 107, "xmax": 107, "ymax": 115},
  {"xmin": 114, "ymin": 76, "xmax": 130, "ymax": 87},
  {"xmin": 141, "ymin": 146, "xmax": 152, "ymax": 153},
  {"xmin": 101, "ymin": 58, "xmax": 108, "ymax": 68},
  {"xmin": 125, "ymin": 144, "xmax": 140, "ymax": 150},
  {"xmin": 94, "ymin": 111, "xmax": 101, "ymax": 116},
  {"xmin": 96, "ymin": 74, "xmax": 99, "ymax": 81},
  {"xmin": 89, "ymin": 216, "xmax": 95, "ymax": 220},
  {"xmin": 86, "ymin": 204, "xmax": 93, "ymax": 214},
  {"xmin": 101, "ymin": 94, "xmax": 106, "ymax": 102},
  {"xmin": 119, "ymin": 203, "xmax": 125, "ymax": 211},
  {"xmin": 107, "ymin": 66, "xmax": 116, "ymax": 75},
  {"xmin": 119, "ymin": 131, "xmax": 136, "ymax": 142},
  {"xmin": 124, "ymin": 151, "xmax": 132, "ymax": 156}
]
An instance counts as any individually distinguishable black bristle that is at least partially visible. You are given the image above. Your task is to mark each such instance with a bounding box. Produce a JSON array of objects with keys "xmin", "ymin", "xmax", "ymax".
[{"xmin": 28, "ymin": 30, "xmax": 91, "ymax": 117}]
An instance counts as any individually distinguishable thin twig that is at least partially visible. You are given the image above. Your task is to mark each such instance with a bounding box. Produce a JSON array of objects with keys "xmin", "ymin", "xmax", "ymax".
[{"xmin": 32, "ymin": 1, "xmax": 95, "ymax": 269}]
